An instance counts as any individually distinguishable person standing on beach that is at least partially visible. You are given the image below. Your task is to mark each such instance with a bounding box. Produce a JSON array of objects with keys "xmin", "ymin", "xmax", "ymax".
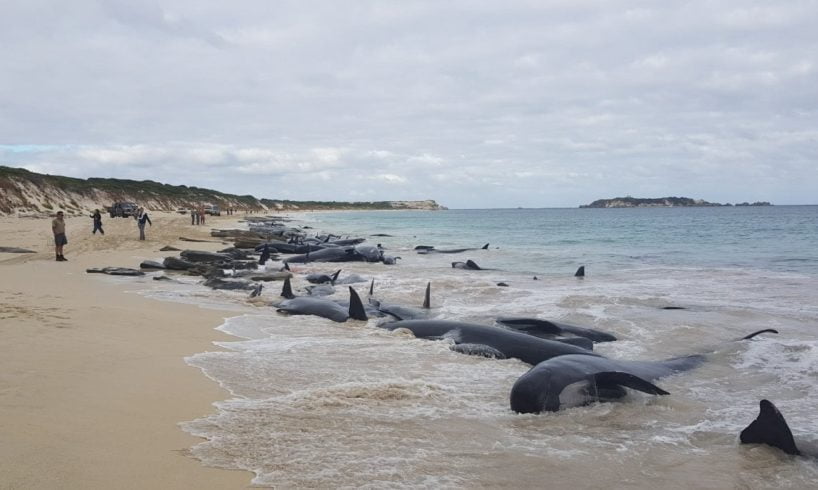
[
  {"xmin": 135, "ymin": 207, "xmax": 152, "ymax": 240},
  {"xmin": 90, "ymin": 209, "xmax": 104, "ymax": 235},
  {"xmin": 52, "ymin": 211, "xmax": 68, "ymax": 261}
]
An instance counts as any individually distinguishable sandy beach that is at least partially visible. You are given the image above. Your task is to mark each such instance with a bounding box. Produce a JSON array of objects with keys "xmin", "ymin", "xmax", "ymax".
[{"xmin": 0, "ymin": 211, "xmax": 254, "ymax": 488}]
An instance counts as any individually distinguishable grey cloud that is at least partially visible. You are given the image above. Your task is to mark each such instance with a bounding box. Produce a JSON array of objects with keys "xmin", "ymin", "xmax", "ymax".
[{"xmin": 1, "ymin": 1, "xmax": 816, "ymax": 207}]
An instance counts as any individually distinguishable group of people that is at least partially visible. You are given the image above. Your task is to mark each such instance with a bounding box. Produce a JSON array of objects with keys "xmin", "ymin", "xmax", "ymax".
[
  {"xmin": 50, "ymin": 207, "xmax": 153, "ymax": 262},
  {"xmin": 191, "ymin": 207, "xmax": 207, "ymax": 226}
]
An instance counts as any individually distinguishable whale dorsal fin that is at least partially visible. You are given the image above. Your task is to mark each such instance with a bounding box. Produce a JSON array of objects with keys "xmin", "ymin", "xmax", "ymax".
[
  {"xmin": 575, "ymin": 266, "xmax": 585, "ymax": 277},
  {"xmin": 740, "ymin": 399, "xmax": 800, "ymax": 455},
  {"xmin": 348, "ymin": 287, "xmax": 368, "ymax": 321},
  {"xmin": 422, "ymin": 282, "xmax": 431, "ymax": 309},
  {"xmin": 282, "ymin": 262, "xmax": 291, "ymax": 272},
  {"xmin": 280, "ymin": 277, "xmax": 295, "ymax": 299},
  {"xmin": 481, "ymin": 243, "xmax": 489, "ymax": 250},
  {"xmin": 593, "ymin": 372, "xmax": 670, "ymax": 396},
  {"xmin": 330, "ymin": 269, "xmax": 341, "ymax": 285},
  {"xmin": 466, "ymin": 260, "xmax": 481, "ymax": 270}
]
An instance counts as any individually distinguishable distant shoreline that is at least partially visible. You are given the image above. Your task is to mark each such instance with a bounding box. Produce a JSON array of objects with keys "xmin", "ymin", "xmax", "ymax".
[{"xmin": 580, "ymin": 196, "xmax": 772, "ymax": 208}]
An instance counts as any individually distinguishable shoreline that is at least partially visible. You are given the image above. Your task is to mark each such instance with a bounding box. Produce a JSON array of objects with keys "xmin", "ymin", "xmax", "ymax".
[{"xmin": 0, "ymin": 212, "xmax": 254, "ymax": 488}]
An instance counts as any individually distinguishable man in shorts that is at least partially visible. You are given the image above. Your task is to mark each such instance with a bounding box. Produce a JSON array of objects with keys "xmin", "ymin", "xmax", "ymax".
[{"xmin": 52, "ymin": 211, "xmax": 68, "ymax": 261}]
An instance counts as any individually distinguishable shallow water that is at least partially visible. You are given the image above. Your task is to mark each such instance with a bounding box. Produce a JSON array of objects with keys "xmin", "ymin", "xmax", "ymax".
[{"xmin": 147, "ymin": 206, "xmax": 817, "ymax": 488}]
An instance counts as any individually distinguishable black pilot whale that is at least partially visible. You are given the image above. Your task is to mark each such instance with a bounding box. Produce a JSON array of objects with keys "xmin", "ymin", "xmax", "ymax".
[
  {"xmin": 275, "ymin": 277, "xmax": 370, "ymax": 322},
  {"xmin": 510, "ymin": 329, "xmax": 778, "ymax": 413},
  {"xmin": 381, "ymin": 320, "xmax": 598, "ymax": 364},
  {"xmin": 496, "ymin": 317, "xmax": 617, "ymax": 343}
]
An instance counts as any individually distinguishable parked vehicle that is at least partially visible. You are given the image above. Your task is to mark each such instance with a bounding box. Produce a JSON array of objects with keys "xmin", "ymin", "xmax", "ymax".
[
  {"xmin": 109, "ymin": 201, "xmax": 138, "ymax": 218},
  {"xmin": 203, "ymin": 204, "xmax": 221, "ymax": 216},
  {"xmin": 176, "ymin": 207, "xmax": 189, "ymax": 215}
]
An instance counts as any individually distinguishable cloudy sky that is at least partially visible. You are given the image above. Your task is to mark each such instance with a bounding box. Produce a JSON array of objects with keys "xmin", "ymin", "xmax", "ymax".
[{"xmin": 1, "ymin": 1, "xmax": 816, "ymax": 208}]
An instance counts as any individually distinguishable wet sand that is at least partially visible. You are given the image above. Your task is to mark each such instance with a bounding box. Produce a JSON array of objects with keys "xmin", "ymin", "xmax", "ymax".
[{"xmin": 0, "ymin": 212, "xmax": 254, "ymax": 488}]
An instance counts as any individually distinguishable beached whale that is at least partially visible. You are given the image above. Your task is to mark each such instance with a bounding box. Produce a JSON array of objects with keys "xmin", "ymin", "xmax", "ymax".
[
  {"xmin": 380, "ymin": 320, "xmax": 599, "ymax": 364},
  {"xmin": 416, "ymin": 243, "xmax": 489, "ymax": 254},
  {"xmin": 509, "ymin": 329, "xmax": 778, "ymax": 413},
  {"xmin": 306, "ymin": 269, "xmax": 341, "ymax": 284},
  {"xmin": 496, "ymin": 317, "xmax": 617, "ymax": 343},
  {"xmin": 305, "ymin": 284, "xmax": 336, "ymax": 296},
  {"xmin": 452, "ymin": 260, "xmax": 484, "ymax": 270},
  {"xmin": 369, "ymin": 281, "xmax": 432, "ymax": 321},
  {"xmin": 740, "ymin": 399, "xmax": 813, "ymax": 457},
  {"xmin": 284, "ymin": 244, "xmax": 384, "ymax": 264},
  {"xmin": 277, "ymin": 284, "xmax": 369, "ymax": 322}
]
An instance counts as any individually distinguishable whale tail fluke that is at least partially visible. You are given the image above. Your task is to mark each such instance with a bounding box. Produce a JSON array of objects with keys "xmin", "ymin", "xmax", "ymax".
[
  {"xmin": 741, "ymin": 329, "xmax": 779, "ymax": 340},
  {"xmin": 348, "ymin": 287, "xmax": 368, "ymax": 321},
  {"xmin": 575, "ymin": 265, "xmax": 585, "ymax": 277},
  {"xmin": 330, "ymin": 269, "xmax": 342, "ymax": 285},
  {"xmin": 481, "ymin": 243, "xmax": 489, "ymax": 250},
  {"xmin": 740, "ymin": 400, "xmax": 800, "ymax": 455},
  {"xmin": 281, "ymin": 277, "xmax": 295, "ymax": 299},
  {"xmin": 423, "ymin": 282, "xmax": 431, "ymax": 309}
]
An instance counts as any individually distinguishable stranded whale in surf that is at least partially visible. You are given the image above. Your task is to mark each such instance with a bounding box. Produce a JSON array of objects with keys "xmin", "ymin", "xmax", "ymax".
[
  {"xmin": 416, "ymin": 243, "xmax": 489, "ymax": 254},
  {"xmin": 381, "ymin": 319, "xmax": 598, "ymax": 364},
  {"xmin": 368, "ymin": 281, "xmax": 432, "ymax": 321},
  {"xmin": 275, "ymin": 277, "xmax": 371, "ymax": 322},
  {"xmin": 510, "ymin": 329, "xmax": 778, "ymax": 413},
  {"xmin": 496, "ymin": 317, "xmax": 617, "ymax": 343}
]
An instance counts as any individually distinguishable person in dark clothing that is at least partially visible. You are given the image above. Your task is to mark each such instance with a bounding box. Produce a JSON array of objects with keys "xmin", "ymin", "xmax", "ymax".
[
  {"xmin": 90, "ymin": 209, "xmax": 104, "ymax": 235},
  {"xmin": 135, "ymin": 207, "xmax": 152, "ymax": 240}
]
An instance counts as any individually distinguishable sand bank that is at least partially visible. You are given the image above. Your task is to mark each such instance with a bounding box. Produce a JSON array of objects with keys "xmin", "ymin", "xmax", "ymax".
[{"xmin": 0, "ymin": 212, "xmax": 254, "ymax": 488}]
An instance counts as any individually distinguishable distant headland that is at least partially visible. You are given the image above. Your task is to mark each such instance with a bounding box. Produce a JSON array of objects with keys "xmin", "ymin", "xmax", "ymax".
[
  {"xmin": 0, "ymin": 165, "xmax": 447, "ymax": 216},
  {"xmin": 580, "ymin": 196, "xmax": 772, "ymax": 208}
]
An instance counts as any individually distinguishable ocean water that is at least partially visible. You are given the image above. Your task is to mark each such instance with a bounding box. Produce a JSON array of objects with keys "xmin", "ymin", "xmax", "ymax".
[{"xmin": 151, "ymin": 206, "xmax": 816, "ymax": 488}]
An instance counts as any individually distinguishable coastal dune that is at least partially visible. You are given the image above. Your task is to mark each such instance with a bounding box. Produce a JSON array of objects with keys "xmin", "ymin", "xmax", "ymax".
[{"xmin": 0, "ymin": 213, "xmax": 252, "ymax": 488}]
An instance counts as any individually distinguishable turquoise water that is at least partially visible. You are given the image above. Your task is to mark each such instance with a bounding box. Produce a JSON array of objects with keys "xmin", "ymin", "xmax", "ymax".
[
  {"xmin": 166, "ymin": 206, "xmax": 818, "ymax": 488},
  {"xmin": 305, "ymin": 206, "xmax": 818, "ymax": 275}
]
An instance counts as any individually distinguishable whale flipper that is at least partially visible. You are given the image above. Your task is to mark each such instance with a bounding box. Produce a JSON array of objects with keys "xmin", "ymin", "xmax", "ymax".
[
  {"xmin": 451, "ymin": 343, "xmax": 507, "ymax": 359},
  {"xmin": 330, "ymin": 269, "xmax": 342, "ymax": 285},
  {"xmin": 348, "ymin": 287, "xmax": 368, "ymax": 321},
  {"xmin": 740, "ymin": 399, "xmax": 800, "ymax": 455},
  {"xmin": 555, "ymin": 337, "xmax": 594, "ymax": 350},
  {"xmin": 423, "ymin": 282, "xmax": 431, "ymax": 309},
  {"xmin": 593, "ymin": 372, "xmax": 670, "ymax": 396}
]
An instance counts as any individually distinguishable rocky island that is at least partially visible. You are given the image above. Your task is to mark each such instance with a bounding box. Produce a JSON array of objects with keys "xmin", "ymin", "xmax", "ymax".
[{"xmin": 580, "ymin": 196, "xmax": 771, "ymax": 208}]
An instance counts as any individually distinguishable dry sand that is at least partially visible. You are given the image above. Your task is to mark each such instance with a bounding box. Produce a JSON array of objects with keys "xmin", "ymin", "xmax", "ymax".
[{"xmin": 0, "ymin": 212, "xmax": 255, "ymax": 488}]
